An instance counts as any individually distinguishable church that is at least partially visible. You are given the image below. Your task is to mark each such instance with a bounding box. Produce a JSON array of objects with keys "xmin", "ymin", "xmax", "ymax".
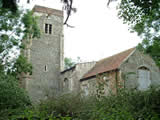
[{"xmin": 23, "ymin": 5, "xmax": 160, "ymax": 102}]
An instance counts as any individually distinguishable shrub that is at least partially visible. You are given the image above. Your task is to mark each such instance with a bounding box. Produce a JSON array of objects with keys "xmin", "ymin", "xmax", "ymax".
[
  {"xmin": 11, "ymin": 107, "xmax": 73, "ymax": 120},
  {"xmin": 88, "ymin": 87, "xmax": 160, "ymax": 120},
  {"xmin": 38, "ymin": 93, "xmax": 88, "ymax": 118},
  {"xmin": 0, "ymin": 72, "xmax": 31, "ymax": 119},
  {"xmin": 7, "ymin": 85, "xmax": 160, "ymax": 120}
]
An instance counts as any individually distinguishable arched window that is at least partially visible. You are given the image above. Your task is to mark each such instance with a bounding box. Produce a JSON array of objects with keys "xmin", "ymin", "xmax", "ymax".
[
  {"xmin": 82, "ymin": 84, "xmax": 89, "ymax": 96},
  {"xmin": 64, "ymin": 78, "xmax": 69, "ymax": 91},
  {"xmin": 138, "ymin": 66, "xmax": 151, "ymax": 90}
]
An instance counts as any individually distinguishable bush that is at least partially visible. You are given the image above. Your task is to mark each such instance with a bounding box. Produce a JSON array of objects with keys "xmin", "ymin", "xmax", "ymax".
[
  {"xmin": 11, "ymin": 93, "xmax": 97, "ymax": 120},
  {"xmin": 0, "ymin": 72, "xmax": 31, "ymax": 119},
  {"xmin": 38, "ymin": 93, "xmax": 92, "ymax": 118},
  {"xmin": 22, "ymin": 87, "xmax": 160, "ymax": 120},
  {"xmin": 88, "ymin": 87, "xmax": 160, "ymax": 120},
  {"xmin": 7, "ymin": 85, "xmax": 160, "ymax": 120},
  {"xmin": 11, "ymin": 107, "xmax": 72, "ymax": 120}
]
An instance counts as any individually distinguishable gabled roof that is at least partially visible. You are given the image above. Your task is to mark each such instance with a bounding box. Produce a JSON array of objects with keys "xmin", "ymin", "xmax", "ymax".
[
  {"xmin": 81, "ymin": 48, "xmax": 136, "ymax": 80},
  {"xmin": 33, "ymin": 5, "xmax": 63, "ymax": 17}
]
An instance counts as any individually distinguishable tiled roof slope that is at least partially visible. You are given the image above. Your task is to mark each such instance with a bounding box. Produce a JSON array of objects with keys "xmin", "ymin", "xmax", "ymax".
[
  {"xmin": 82, "ymin": 48, "xmax": 136, "ymax": 80},
  {"xmin": 33, "ymin": 5, "xmax": 63, "ymax": 17}
]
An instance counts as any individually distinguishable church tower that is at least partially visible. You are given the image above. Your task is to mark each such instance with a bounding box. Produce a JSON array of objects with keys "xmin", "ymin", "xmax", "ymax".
[{"xmin": 24, "ymin": 5, "xmax": 64, "ymax": 102}]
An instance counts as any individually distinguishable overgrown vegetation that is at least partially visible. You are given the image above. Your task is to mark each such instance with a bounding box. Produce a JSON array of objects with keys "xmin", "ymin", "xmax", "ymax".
[
  {"xmin": 0, "ymin": 1, "xmax": 40, "ymax": 119},
  {"xmin": 0, "ymin": 70, "xmax": 31, "ymax": 120},
  {"xmin": 4, "ymin": 86, "xmax": 160, "ymax": 120}
]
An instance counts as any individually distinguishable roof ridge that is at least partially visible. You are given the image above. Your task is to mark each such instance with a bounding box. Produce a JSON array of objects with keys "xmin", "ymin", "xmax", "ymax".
[
  {"xmin": 99, "ymin": 47, "xmax": 136, "ymax": 63},
  {"xmin": 81, "ymin": 47, "xmax": 136, "ymax": 81},
  {"xmin": 118, "ymin": 48, "xmax": 136, "ymax": 68}
]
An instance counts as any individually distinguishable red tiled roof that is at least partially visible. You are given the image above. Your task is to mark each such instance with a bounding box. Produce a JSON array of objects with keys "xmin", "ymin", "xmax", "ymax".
[
  {"xmin": 82, "ymin": 48, "xmax": 136, "ymax": 80},
  {"xmin": 33, "ymin": 5, "xmax": 63, "ymax": 17}
]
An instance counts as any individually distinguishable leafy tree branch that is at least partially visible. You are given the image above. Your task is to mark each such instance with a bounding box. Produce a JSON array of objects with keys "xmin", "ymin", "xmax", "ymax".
[{"xmin": 118, "ymin": 0, "xmax": 160, "ymax": 67}]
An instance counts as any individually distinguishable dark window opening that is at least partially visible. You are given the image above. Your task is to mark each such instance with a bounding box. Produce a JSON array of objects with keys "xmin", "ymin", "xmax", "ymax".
[
  {"xmin": 45, "ymin": 65, "xmax": 47, "ymax": 72},
  {"xmin": 49, "ymin": 24, "xmax": 52, "ymax": 34},
  {"xmin": 27, "ymin": 0, "xmax": 30, "ymax": 3},
  {"xmin": 45, "ymin": 24, "xmax": 48, "ymax": 34},
  {"xmin": 45, "ymin": 24, "xmax": 52, "ymax": 34}
]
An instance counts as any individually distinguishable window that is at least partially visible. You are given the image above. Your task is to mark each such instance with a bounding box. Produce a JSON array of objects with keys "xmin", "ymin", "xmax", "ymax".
[
  {"xmin": 82, "ymin": 85, "xmax": 89, "ymax": 96},
  {"xmin": 49, "ymin": 24, "xmax": 52, "ymax": 34},
  {"xmin": 45, "ymin": 24, "xmax": 52, "ymax": 34},
  {"xmin": 45, "ymin": 24, "xmax": 48, "ymax": 34},
  {"xmin": 27, "ymin": 0, "xmax": 30, "ymax": 3},
  {"xmin": 138, "ymin": 66, "xmax": 151, "ymax": 90},
  {"xmin": 44, "ymin": 65, "xmax": 48, "ymax": 72},
  {"xmin": 64, "ymin": 78, "xmax": 69, "ymax": 91}
]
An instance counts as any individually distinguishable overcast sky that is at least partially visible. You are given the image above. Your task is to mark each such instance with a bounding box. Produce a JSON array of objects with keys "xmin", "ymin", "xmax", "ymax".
[{"xmin": 19, "ymin": 0, "xmax": 142, "ymax": 62}]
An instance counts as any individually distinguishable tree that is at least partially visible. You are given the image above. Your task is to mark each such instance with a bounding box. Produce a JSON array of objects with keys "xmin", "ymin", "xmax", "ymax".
[
  {"xmin": 0, "ymin": 0, "xmax": 17, "ymax": 12},
  {"xmin": 64, "ymin": 57, "xmax": 83, "ymax": 69},
  {"xmin": 64, "ymin": 57, "xmax": 75, "ymax": 69},
  {"xmin": 61, "ymin": 0, "xmax": 115, "ymax": 26},
  {"xmin": 0, "ymin": 1, "xmax": 40, "ymax": 76},
  {"xmin": 118, "ymin": 0, "xmax": 160, "ymax": 66},
  {"xmin": 0, "ymin": 1, "xmax": 39, "ymax": 117}
]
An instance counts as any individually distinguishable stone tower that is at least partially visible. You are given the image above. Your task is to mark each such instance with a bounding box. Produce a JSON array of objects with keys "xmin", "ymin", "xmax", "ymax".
[{"xmin": 24, "ymin": 5, "xmax": 64, "ymax": 102}]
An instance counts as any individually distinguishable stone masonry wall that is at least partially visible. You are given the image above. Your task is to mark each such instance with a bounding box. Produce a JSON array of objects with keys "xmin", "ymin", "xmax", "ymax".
[
  {"xmin": 25, "ymin": 9, "xmax": 64, "ymax": 102},
  {"xmin": 120, "ymin": 50, "xmax": 160, "ymax": 89},
  {"xmin": 80, "ymin": 50, "xmax": 160, "ymax": 96},
  {"xmin": 61, "ymin": 62, "xmax": 96, "ymax": 93},
  {"xmin": 80, "ymin": 71, "xmax": 118, "ymax": 96}
]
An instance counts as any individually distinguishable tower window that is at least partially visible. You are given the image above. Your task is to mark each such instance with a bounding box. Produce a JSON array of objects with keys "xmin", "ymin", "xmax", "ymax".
[
  {"xmin": 49, "ymin": 24, "xmax": 52, "ymax": 34},
  {"xmin": 27, "ymin": 0, "xmax": 30, "ymax": 3},
  {"xmin": 44, "ymin": 65, "xmax": 48, "ymax": 72},
  {"xmin": 45, "ymin": 24, "xmax": 48, "ymax": 34},
  {"xmin": 45, "ymin": 24, "xmax": 52, "ymax": 34}
]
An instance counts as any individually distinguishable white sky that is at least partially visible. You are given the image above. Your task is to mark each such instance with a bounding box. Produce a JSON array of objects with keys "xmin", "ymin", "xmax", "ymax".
[{"xmin": 19, "ymin": 0, "xmax": 142, "ymax": 62}]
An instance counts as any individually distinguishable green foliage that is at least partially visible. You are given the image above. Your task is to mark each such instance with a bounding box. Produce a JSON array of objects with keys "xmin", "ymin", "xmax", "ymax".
[
  {"xmin": 22, "ymin": 10, "xmax": 41, "ymax": 39},
  {"xmin": 0, "ymin": 0, "xmax": 17, "ymax": 13},
  {"xmin": 9, "ymin": 55, "xmax": 32, "ymax": 78},
  {"xmin": 0, "ymin": 72, "xmax": 31, "ymax": 119},
  {"xmin": 0, "ymin": 3, "xmax": 40, "ymax": 72},
  {"xmin": 38, "ymin": 93, "xmax": 87, "ymax": 118},
  {"xmin": 0, "ymin": 8, "xmax": 21, "ymax": 65},
  {"xmin": 10, "ymin": 106, "xmax": 72, "ymax": 120},
  {"xmin": 10, "ymin": 93, "xmax": 95, "ymax": 120},
  {"xmin": 6, "ymin": 86, "xmax": 160, "ymax": 120},
  {"xmin": 0, "ymin": 2, "xmax": 40, "ymax": 120},
  {"xmin": 64, "ymin": 57, "xmax": 76, "ymax": 69},
  {"xmin": 0, "ymin": 5, "xmax": 40, "ymax": 120},
  {"xmin": 118, "ymin": 0, "xmax": 160, "ymax": 67},
  {"xmin": 84, "ymin": 87, "xmax": 160, "ymax": 120},
  {"xmin": 64, "ymin": 57, "xmax": 83, "ymax": 69}
]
